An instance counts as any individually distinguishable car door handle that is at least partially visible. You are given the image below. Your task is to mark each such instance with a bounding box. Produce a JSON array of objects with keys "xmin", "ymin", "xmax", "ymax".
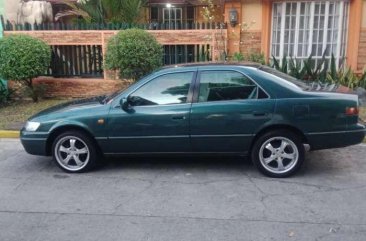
[
  {"xmin": 252, "ymin": 111, "xmax": 266, "ymax": 116},
  {"xmin": 172, "ymin": 116, "xmax": 186, "ymax": 120}
]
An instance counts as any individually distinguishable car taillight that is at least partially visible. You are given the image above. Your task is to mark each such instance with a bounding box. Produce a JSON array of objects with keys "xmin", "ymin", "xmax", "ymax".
[{"xmin": 345, "ymin": 107, "xmax": 359, "ymax": 116}]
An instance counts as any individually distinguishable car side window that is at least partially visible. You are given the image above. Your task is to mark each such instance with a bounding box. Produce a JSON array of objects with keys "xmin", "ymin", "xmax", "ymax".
[
  {"xmin": 129, "ymin": 72, "xmax": 194, "ymax": 106},
  {"xmin": 198, "ymin": 71, "xmax": 259, "ymax": 102}
]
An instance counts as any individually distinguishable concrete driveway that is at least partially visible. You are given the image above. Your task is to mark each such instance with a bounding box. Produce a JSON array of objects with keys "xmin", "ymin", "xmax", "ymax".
[{"xmin": 1, "ymin": 138, "xmax": 366, "ymax": 241}]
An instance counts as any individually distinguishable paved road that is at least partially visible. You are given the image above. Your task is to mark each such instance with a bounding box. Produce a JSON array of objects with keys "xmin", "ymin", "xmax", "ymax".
[{"xmin": 1, "ymin": 139, "xmax": 366, "ymax": 241}]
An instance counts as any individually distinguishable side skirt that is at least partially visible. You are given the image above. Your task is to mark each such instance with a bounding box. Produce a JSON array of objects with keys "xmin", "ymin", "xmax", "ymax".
[{"xmin": 103, "ymin": 151, "xmax": 248, "ymax": 157}]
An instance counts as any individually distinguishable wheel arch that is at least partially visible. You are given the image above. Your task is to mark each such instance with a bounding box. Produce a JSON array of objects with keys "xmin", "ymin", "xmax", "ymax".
[
  {"xmin": 46, "ymin": 124, "xmax": 102, "ymax": 156},
  {"xmin": 250, "ymin": 124, "xmax": 308, "ymax": 152}
]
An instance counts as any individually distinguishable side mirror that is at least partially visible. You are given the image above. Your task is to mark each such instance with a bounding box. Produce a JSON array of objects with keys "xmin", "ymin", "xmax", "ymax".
[{"xmin": 120, "ymin": 97, "xmax": 132, "ymax": 112}]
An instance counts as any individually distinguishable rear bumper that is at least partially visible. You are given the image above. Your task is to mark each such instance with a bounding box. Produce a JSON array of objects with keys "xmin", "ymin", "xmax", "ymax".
[{"xmin": 306, "ymin": 126, "xmax": 365, "ymax": 150}]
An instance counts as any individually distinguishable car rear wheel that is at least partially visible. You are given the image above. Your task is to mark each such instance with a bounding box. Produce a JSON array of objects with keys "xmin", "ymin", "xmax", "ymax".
[
  {"xmin": 52, "ymin": 131, "xmax": 98, "ymax": 173},
  {"xmin": 251, "ymin": 130, "xmax": 305, "ymax": 178}
]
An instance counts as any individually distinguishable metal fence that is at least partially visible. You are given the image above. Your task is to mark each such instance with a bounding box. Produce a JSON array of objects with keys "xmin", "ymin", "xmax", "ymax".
[
  {"xmin": 163, "ymin": 45, "xmax": 211, "ymax": 65},
  {"xmin": 1, "ymin": 16, "xmax": 226, "ymax": 31},
  {"xmin": 47, "ymin": 45, "xmax": 103, "ymax": 78}
]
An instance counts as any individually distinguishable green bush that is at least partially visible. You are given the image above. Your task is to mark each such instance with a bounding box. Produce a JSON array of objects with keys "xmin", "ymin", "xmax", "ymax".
[
  {"xmin": 105, "ymin": 29, "xmax": 163, "ymax": 81},
  {"xmin": 245, "ymin": 52, "xmax": 266, "ymax": 65},
  {"xmin": 231, "ymin": 51, "xmax": 266, "ymax": 65},
  {"xmin": 0, "ymin": 34, "xmax": 51, "ymax": 102},
  {"xmin": 232, "ymin": 52, "xmax": 244, "ymax": 62}
]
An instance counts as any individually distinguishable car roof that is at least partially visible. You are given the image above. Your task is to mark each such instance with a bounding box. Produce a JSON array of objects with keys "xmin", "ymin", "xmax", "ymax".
[{"xmin": 161, "ymin": 61, "xmax": 263, "ymax": 69}]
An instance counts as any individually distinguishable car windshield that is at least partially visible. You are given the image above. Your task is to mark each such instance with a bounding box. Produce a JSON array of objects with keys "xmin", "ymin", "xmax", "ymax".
[
  {"xmin": 259, "ymin": 66, "xmax": 309, "ymax": 91},
  {"xmin": 102, "ymin": 68, "xmax": 175, "ymax": 104}
]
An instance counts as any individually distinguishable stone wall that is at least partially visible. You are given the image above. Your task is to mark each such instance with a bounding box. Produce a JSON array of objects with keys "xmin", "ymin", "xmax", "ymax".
[
  {"xmin": 4, "ymin": 29, "xmax": 225, "ymax": 55},
  {"xmin": 358, "ymin": 29, "xmax": 366, "ymax": 71},
  {"xmin": 239, "ymin": 30, "xmax": 262, "ymax": 56}
]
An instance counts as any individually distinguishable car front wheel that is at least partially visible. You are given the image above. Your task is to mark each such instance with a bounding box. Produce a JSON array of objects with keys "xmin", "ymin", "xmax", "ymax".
[
  {"xmin": 251, "ymin": 130, "xmax": 305, "ymax": 178},
  {"xmin": 52, "ymin": 131, "xmax": 98, "ymax": 173}
]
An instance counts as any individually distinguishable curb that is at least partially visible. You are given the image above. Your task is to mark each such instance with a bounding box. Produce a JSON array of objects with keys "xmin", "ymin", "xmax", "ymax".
[{"xmin": 0, "ymin": 130, "xmax": 20, "ymax": 138}]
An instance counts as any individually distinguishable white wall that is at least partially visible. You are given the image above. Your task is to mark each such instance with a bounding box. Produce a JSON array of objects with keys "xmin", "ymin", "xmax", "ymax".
[{"xmin": 4, "ymin": 0, "xmax": 21, "ymax": 23}]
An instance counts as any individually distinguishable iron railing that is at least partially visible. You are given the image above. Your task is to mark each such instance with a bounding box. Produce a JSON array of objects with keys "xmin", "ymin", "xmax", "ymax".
[
  {"xmin": 47, "ymin": 45, "xmax": 103, "ymax": 78},
  {"xmin": 1, "ymin": 16, "xmax": 227, "ymax": 31}
]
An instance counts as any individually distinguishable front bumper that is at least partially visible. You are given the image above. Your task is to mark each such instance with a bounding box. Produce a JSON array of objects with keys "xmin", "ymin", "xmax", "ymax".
[{"xmin": 20, "ymin": 129, "xmax": 49, "ymax": 156}]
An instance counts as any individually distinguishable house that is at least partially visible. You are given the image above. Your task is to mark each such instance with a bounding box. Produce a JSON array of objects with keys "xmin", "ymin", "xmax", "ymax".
[
  {"xmin": 3, "ymin": 0, "xmax": 365, "ymax": 71},
  {"xmin": 143, "ymin": 0, "xmax": 366, "ymax": 73}
]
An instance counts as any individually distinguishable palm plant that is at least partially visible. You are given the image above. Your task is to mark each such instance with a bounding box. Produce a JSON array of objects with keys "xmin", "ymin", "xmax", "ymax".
[
  {"xmin": 55, "ymin": 0, "xmax": 105, "ymax": 23},
  {"xmin": 272, "ymin": 53, "xmax": 328, "ymax": 82},
  {"xmin": 302, "ymin": 53, "xmax": 327, "ymax": 82},
  {"xmin": 272, "ymin": 54, "xmax": 288, "ymax": 73},
  {"xmin": 271, "ymin": 53, "xmax": 366, "ymax": 89},
  {"xmin": 325, "ymin": 53, "xmax": 365, "ymax": 89},
  {"xmin": 288, "ymin": 56, "xmax": 306, "ymax": 80},
  {"xmin": 103, "ymin": 0, "xmax": 145, "ymax": 23},
  {"xmin": 56, "ymin": 0, "xmax": 145, "ymax": 24}
]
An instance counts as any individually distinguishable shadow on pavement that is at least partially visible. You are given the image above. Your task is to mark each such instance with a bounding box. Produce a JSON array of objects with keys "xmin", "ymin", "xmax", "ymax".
[{"xmin": 100, "ymin": 155, "xmax": 253, "ymax": 171}]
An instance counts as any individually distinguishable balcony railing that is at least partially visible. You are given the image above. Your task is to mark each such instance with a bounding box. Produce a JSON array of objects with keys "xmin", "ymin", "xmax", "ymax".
[{"xmin": 1, "ymin": 16, "xmax": 227, "ymax": 31}]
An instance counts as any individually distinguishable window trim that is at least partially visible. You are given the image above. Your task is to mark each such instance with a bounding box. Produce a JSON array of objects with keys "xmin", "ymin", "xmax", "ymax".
[
  {"xmin": 163, "ymin": 7, "xmax": 183, "ymax": 27},
  {"xmin": 192, "ymin": 69, "xmax": 270, "ymax": 104},
  {"xmin": 270, "ymin": 1, "xmax": 349, "ymax": 68},
  {"xmin": 127, "ymin": 70, "xmax": 197, "ymax": 107}
]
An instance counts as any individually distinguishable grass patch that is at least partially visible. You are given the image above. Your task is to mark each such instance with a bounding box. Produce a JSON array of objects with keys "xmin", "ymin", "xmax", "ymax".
[{"xmin": 0, "ymin": 99, "xmax": 70, "ymax": 130}]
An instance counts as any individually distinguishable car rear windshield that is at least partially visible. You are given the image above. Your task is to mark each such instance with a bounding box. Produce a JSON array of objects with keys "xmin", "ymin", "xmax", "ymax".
[{"xmin": 259, "ymin": 66, "xmax": 309, "ymax": 91}]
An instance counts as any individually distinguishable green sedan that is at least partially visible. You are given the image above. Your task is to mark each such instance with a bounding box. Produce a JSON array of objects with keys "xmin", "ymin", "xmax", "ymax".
[{"xmin": 21, "ymin": 63, "xmax": 366, "ymax": 177}]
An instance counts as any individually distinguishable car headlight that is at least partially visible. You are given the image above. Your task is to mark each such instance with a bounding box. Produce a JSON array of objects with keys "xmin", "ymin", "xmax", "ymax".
[{"xmin": 25, "ymin": 121, "xmax": 41, "ymax": 132}]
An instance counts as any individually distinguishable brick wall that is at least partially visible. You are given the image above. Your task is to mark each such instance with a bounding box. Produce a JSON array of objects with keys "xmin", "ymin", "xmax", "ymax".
[
  {"xmin": 239, "ymin": 31, "xmax": 262, "ymax": 56},
  {"xmin": 358, "ymin": 29, "xmax": 366, "ymax": 71},
  {"xmin": 4, "ymin": 29, "xmax": 225, "ymax": 49}
]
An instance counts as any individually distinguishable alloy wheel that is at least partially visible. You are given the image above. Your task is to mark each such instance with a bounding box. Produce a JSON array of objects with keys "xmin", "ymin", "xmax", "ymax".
[
  {"xmin": 54, "ymin": 136, "xmax": 90, "ymax": 172},
  {"xmin": 258, "ymin": 136, "xmax": 299, "ymax": 174}
]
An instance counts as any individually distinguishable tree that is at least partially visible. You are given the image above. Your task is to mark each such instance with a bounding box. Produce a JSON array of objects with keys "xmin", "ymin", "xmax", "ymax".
[
  {"xmin": 56, "ymin": 0, "xmax": 145, "ymax": 24},
  {"xmin": 104, "ymin": 29, "xmax": 163, "ymax": 81},
  {"xmin": 0, "ymin": 35, "xmax": 51, "ymax": 102},
  {"xmin": 103, "ymin": 0, "xmax": 145, "ymax": 23}
]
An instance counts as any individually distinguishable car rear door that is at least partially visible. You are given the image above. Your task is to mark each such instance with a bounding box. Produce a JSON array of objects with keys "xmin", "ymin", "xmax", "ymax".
[
  {"xmin": 106, "ymin": 70, "xmax": 196, "ymax": 154},
  {"xmin": 189, "ymin": 68, "xmax": 275, "ymax": 154}
]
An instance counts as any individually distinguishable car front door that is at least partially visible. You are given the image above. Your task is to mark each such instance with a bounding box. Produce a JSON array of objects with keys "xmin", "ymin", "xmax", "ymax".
[
  {"xmin": 189, "ymin": 69, "xmax": 275, "ymax": 154},
  {"xmin": 106, "ymin": 71, "xmax": 196, "ymax": 154}
]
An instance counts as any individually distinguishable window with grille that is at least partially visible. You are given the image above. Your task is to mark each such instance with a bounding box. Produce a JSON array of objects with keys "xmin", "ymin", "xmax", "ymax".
[
  {"xmin": 271, "ymin": 1, "xmax": 349, "ymax": 68},
  {"xmin": 163, "ymin": 7, "xmax": 183, "ymax": 29}
]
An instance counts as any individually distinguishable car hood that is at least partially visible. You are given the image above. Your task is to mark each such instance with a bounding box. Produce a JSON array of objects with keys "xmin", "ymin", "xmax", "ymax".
[{"xmin": 29, "ymin": 96, "xmax": 106, "ymax": 120}]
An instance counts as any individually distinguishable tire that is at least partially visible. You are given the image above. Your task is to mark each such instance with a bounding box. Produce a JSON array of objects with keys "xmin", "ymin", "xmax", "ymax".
[
  {"xmin": 251, "ymin": 129, "xmax": 305, "ymax": 178},
  {"xmin": 52, "ymin": 130, "xmax": 98, "ymax": 173}
]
